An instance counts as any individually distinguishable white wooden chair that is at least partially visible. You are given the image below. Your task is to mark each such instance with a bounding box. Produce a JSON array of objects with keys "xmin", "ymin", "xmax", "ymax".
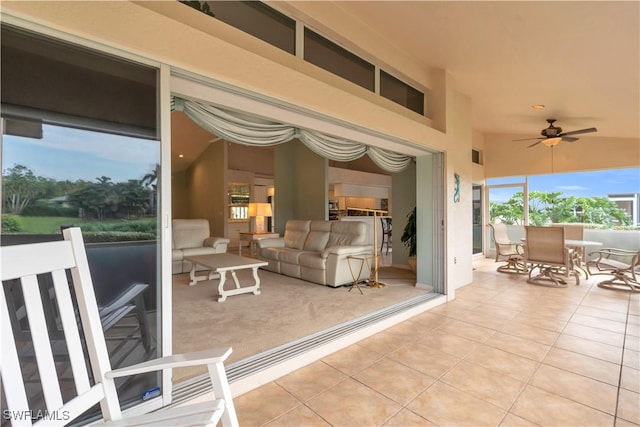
[{"xmin": 1, "ymin": 227, "xmax": 239, "ymax": 426}]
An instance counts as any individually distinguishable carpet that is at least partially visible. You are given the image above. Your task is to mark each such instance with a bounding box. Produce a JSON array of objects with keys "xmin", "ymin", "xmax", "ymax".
[{"xmin": 172, "ymin": 266, "xmax": 428, "ymax": 383}]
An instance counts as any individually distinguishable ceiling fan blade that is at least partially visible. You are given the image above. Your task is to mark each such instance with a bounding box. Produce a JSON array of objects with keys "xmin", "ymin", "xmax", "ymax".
[
  {"xmin": 561, "ymin": 127, "xmax": 597, "ymax": 137},
  {"xmin": 527, "ymin": 140, "xmax": 543, "ymax": 148},
  {"xmin": 513, "ymin": 137, "xmax": 543, "ymax": 142},
  {"xmin": 562, "ymin": 136, "xmax": 579, "ymax": 142}
]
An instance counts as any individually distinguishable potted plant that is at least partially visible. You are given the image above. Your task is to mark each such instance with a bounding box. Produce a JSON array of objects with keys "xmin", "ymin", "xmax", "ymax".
[{"xmin": 401, "ymin": 206, "xmax": 417, "ymax": 272}]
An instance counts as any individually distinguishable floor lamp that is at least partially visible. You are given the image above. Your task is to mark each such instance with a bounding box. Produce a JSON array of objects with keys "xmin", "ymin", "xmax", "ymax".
[{"xmin": 369, "ymin": 210, "xmax": 385, "ymax": 288}]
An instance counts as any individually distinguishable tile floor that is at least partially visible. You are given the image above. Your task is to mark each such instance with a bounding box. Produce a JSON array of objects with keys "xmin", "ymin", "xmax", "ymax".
[{"xmin": 233, "ymin": 258, "xmax": 640, "ymax": 426}]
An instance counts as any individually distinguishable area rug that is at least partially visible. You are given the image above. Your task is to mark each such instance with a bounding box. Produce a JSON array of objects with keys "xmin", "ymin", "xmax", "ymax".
[{"xmin": 172, "ymin": 266, "xmax": 428, "ymax": 382}]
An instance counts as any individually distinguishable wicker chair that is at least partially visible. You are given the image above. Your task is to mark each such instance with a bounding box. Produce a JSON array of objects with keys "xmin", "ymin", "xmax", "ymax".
[
  {"xmin": 488, "ymin": 223, "xmax": 527, "ymax": 274},
  {"xmin": 524, "ymin": 226, "xmax": 579, "ymax": 287},
  {"xmin": 586, "ymin": 248, "xmax": 640, "ymax": 292}
]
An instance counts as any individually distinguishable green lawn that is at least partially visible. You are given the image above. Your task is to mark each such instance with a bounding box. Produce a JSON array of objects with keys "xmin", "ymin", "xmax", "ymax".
[
  {"xmin": 17, "ymin": 217, "xmax": 156, "ymax": 234},
  {"xmin": 18, "ymin": 216, "xmax": 92, "ymax": 234}
]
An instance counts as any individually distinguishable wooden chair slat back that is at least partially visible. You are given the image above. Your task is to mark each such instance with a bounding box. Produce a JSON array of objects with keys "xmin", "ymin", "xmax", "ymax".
[
  {"xmin": 1, "ymin": 228, "xmax": 122, "ymax": 425},
  {"xmin": 21, "ymin": 274, "xmax": 64, "ymax": 412},
  {"xmin": 0, "ymin": 288, "xmax": 32, "ymax": 426}
]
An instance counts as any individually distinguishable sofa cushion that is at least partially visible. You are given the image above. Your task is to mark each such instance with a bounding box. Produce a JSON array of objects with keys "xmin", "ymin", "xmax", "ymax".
[
  {"xmin": 298, "ymin": 252, "xmax": 326, "ymax": 270},
  {"xmin": 303, "ymin": 221, "xmax": 332, "ymax": 252},
  {"xmin": 283, "ymin": 220, "xmax": 311, "ymax": 250},
  {"xmin": 182, "ymin": 247, "xmax": 221, "ymax": 257},
  {"xmin": 261, "ymin": 247, "xmax": 281, "ymax": 262},
  {"xmin": 278, "ymin": 248, "xmax": 308, "ymax": 264},
  {"xmin": 173, "ymin": 219, "xmax": 209, "ymax": 249},
  {"xmin": 327, "ymin": 221, "xmax": 367, "ymax": 247}
]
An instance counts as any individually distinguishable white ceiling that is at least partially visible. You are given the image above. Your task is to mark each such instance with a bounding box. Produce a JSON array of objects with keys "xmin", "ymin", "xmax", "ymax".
[{"xmin": 334, "ymin": 1, "xmax": 639, "ymax": 140}]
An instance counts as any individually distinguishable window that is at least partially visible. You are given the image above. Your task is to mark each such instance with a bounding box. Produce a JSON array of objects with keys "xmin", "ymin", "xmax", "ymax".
[
  {"xmin": 472, "ymin": 149, "xmax": 482, "ymax": 164},
  {"xmin": 228, "ymin": 182, "xmax": 250, "ymax": 220},
  {"xmin": 380, "ymin": 70, "xmax": 424, "ymax": 115},
  {"xmin": 181, "ymin": 1, "xmax": 296, "ymax": 54},
  {"xmin": 304, "ymin": 28, "xmax": 375, "ymax": 91}
]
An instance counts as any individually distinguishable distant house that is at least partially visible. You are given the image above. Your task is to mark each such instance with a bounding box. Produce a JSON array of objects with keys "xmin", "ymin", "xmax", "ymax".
[
  {"xmin": 49, "ymin": 195, "xmax": 70, "ymax": 207},
  {"xmin": 609, "ymin": 193, "xmax": 640, "ymax": 225}
]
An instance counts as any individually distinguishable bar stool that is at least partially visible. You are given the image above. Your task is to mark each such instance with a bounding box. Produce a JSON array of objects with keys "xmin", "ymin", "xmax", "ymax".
[{"xmin": 380, "ymin": 217, "xmax": 392, "ymax": 254}]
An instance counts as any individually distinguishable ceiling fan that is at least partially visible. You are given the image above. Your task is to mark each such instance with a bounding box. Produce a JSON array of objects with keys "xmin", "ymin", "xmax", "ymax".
[{"xmin": 513, "ymin": 119, "xmax": 597, "ymax": 148}]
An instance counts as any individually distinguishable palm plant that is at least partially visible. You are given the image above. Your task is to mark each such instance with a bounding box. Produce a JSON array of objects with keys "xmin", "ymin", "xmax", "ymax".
[{"xmin": 400, "ymin": 206, "xmax": 417, "ymax": 257}]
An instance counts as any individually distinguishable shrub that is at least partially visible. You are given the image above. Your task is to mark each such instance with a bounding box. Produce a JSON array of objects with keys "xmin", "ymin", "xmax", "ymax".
[
  {"xmin": 82, "ymin": 231, "xmax": 157, "ymax": 243},
  {"xmin": 1, "ymin": 214, "xmax": 24, "ymax": 233},
  {"xmin": 80, "ymin": 219, "xmax": 156, "ymax": 234}
]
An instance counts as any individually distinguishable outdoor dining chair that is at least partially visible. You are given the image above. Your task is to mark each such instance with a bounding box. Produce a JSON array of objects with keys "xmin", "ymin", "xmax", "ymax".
[
  {"xmin": 488, "ymin": 223, "xmax": 527, "ymax": 274},
  {"xmin": 587, "ymin": 248, "xmax": 640, "ymax": 292},
  {"xmin": 524, "ymin": 225, "xmax": 580, "ymax": 287}
]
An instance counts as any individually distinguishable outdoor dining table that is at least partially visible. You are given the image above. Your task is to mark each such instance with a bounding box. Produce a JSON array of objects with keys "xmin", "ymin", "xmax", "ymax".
[{"xmin": 520, "ymin": 238, "xmax": 602, "ymax": 278}]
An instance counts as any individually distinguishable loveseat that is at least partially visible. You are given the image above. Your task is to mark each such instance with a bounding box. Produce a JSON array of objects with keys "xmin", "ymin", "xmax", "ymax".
[
  {"xmin": 172, "ymin": 219, "xmax": 230, "ymax": 274},
  {"xmin": 256, "ymin": 220, "xmax": 373, "ymax": 287}
]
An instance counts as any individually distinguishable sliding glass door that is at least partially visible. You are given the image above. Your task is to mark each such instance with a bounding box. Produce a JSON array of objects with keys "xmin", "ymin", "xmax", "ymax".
[{"xmin": 1, "ymin": 25, "xmax": 164, "ymax": 421}]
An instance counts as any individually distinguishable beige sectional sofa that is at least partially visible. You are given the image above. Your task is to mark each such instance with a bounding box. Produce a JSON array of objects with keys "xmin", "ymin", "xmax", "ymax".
[
  {"xmin": 172, "ymin": 219, "xmax": 230, "ymax": 274},
  {"xmin": 256, "ymin": 220, "xmax": 373, "ymax": 287}
]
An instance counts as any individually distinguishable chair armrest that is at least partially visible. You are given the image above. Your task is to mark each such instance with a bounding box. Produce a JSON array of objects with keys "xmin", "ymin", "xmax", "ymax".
[
  {"xmin": 99, "ymin": 283, "xmax": 148, "ymax": 317},
  {"xmin": 589, "ymin": 248, "xmax": 639, "ymax": 257},
  {"xmin": 322, "ymin": 245, "xmax": 373, "ymax": 258},
  {"xmin": 256, "ymin": 238, "xmax": 285, "ymax": 249},
  {"xmin": 204, "ymin": 237, "xmax": 230, "ymax": 248},
  {"xmin": 106, "ymin": 347, "xmax": 232, "ymax": 379}
]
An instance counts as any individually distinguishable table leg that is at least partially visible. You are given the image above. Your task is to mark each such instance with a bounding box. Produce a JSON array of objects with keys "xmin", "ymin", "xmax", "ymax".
[
  {"xmin": 347, "ymin": 257, "xmax": 365, "ymax": 295},
  {"xmin": 217, "ymin": 267, "xmax": 262, "ymax": 302},
  {"xmin": 189, "ymin": 263, "xmax": 206, "ymax": 286},
  {"xmin": 189, "ymin": 264, "xmax": 220, "ymax": 286},
  {"xmin": 251, "ymin": 266, "xmax": 262, "ymax": 296},
  {"xmin": 217, "ymin": 271, "xmax": 228, "ymax": 302}
]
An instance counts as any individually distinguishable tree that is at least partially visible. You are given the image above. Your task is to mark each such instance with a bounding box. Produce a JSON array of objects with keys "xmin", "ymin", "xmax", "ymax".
[
  {"xmin": 490, "ymin": 191, "xmax": 632, "ymax": 227},
  {"xmin": 141, "ymin": 164, "xmax": 159, "ymax": 190},
  {"xmin": 2, "ymin": 164, "xmax": 47, "ymax": 214}
]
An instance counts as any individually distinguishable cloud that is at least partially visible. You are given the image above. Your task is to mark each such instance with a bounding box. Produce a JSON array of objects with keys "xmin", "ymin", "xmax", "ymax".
[
  {"xmin": 13, "ymin": 125, "xmax": 159, "ymax": 166},
  {"xmin": 555, "ymin": 185, "xmax": 588, "ymax": 192}
]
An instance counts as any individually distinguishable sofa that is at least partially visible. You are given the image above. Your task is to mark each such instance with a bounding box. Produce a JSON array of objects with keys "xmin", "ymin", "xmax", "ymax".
[
  {"xmin": 256, "ymin": 220, "xmax": 373, "ymax": 287},
  {"xmin": 172, "ymin": 219, "xmax": 230, "ymax": 274}
]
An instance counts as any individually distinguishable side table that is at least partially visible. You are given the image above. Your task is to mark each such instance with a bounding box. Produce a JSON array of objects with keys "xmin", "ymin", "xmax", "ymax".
[
  {"xmin": 346, "ymin": 254, "xmax": 375, "ymax": 295},
  {"xmin": 238, "ymin": 231, "xmax": 279, "ymax": 257}
]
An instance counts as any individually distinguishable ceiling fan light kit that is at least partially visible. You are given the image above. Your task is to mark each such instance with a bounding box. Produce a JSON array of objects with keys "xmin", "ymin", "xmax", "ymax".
[
  {"xmin": 514, "ymin": 119, "xmax": 598, "ymax": 148},
  {"xmin": 542, "ymin": 137, "xmax": 562, "ymax": 147}
]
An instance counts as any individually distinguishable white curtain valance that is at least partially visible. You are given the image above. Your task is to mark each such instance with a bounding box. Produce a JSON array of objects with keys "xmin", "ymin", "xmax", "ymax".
[{"xmin": 172, "ymin": 97, "xmax": 413, "ymax": 172}]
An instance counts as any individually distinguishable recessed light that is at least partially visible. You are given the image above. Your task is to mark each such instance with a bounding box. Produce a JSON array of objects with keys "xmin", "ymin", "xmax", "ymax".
[
  {"xmin": 178, "ymin": 154, "xmax": 184, "ymax": 158},
  {"xmin": 532, "ymin": 105, "xmax": 545, "ymax": 109}
]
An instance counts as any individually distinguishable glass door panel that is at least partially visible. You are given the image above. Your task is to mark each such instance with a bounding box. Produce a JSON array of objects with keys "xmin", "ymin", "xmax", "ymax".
[{"xmin": 486, "ymin": 185, "xmax": 526, "ymax": 256}]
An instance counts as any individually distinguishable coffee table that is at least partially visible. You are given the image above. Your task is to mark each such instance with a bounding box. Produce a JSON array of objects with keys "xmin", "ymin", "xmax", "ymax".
[{"xmin": 184, "ymin": 253, "xmax": 268, "ymax": 302}]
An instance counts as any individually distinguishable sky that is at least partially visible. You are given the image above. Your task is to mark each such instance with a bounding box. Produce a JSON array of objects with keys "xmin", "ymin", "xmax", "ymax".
[
  {"xmin": 487, "ymin": 168, "xmax": 640, "ymax": 203},
  {"xmin": 2, "ymin": 124, "xmax": 159, "ymax": 183}
]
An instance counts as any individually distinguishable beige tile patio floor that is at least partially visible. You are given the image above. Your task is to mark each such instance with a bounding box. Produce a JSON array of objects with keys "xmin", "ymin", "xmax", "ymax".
[{"xmin": 233, "ymin": 258, "xmax": 640, "ymax": 426}]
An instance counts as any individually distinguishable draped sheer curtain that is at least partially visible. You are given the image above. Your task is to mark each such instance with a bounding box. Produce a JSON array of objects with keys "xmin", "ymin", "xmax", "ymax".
[{"xmin": 172, "ymin": 97, "xmax": 413, "ymax": 172}]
